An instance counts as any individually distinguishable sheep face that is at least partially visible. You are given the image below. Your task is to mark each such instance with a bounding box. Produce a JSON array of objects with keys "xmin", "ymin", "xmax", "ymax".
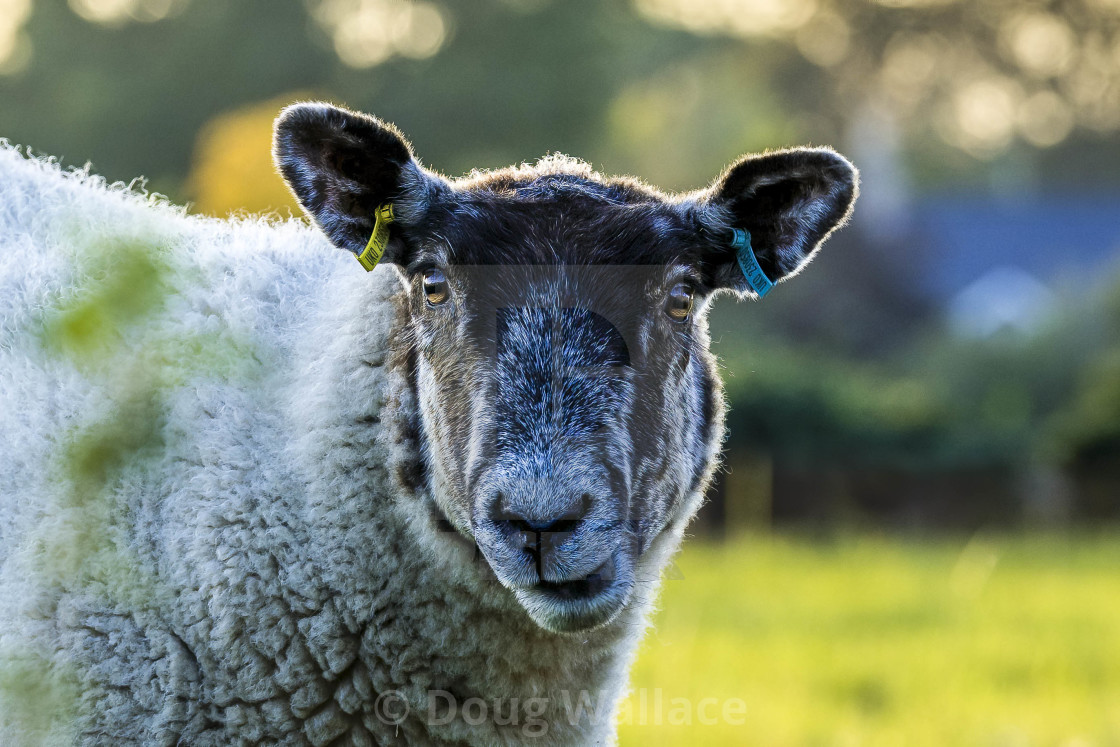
[
  {"xmin": 404, "ymin": 253, "xmax": 710, "ymax": 634},
  {"xmin": 274, "ymin": 103, "xmax": 857, "ymax": 633}
]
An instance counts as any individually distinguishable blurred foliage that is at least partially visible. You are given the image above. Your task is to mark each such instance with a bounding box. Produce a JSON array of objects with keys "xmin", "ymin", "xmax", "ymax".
[
  {"xmin": 714, "ymin": 266, "xmax": 1120, "ymax": 473},
  {"xmin": 33, "ymin": 238, "xmax": 170, "ymax": 605},
  {"xmin": 624, "ymin": 531, "xmax": 1120, "ymax": 745},
  {"xmin": 44, "ymin": 240, "xmax": 168, "ymax": 360},
  {"xmin": 636, "ymin": 0, "xmax": 1120, "ymax": 160},
  {"xmin": 0, "ymin": 237, "xmax": 174, "ymax": 743},
  {"xmin": 0, "ymin": 230, "xmax": 265, "ymax": 739},
  {"xmin": 1045, "ymin": 278, "xmax": 1120, "ymax": 469},
  {"xmin": 1051, "ymin": 351, "xmax": 1120, "ymax": 466},
  {"xmin": 0, "ymin": 0, "xmax": 716, "ymax": 195},
  {"xmin": 7, "ymin": 0, "xmax": 1120, "ymax": 197},
  {"xmin": 3, "ymin": 0, "xmax": 1120, "ymax": 195},
  {"xmin": 0, "ymin": 648, "xmax": 80, "ymax": 745}
]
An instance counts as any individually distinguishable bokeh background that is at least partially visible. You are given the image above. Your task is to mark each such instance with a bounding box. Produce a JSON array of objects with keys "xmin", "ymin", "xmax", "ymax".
[{"xmin": 3, "ymin": 0, "xmax": 1120, "ymax": 743}]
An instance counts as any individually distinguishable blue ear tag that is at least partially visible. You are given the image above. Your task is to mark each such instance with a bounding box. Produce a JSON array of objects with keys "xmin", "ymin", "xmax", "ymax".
[{"xmin": 730, "ymin": 228, "xmax": 773, "ymax": 298}]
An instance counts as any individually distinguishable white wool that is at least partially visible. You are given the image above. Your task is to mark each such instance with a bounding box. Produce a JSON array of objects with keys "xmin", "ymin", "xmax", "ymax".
[{"xmin": 0, "ymin": 144, "xmax": 678, "ymax": 745}]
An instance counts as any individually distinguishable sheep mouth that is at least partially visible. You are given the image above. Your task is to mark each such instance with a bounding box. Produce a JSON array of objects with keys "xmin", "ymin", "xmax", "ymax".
[
  {"xmin": 534, "ymin": 557, "xmax": 614, "ymax": 601},
  {"xmin": 513, "ymin": 551, "xmax": 634, "ymax": 634}
]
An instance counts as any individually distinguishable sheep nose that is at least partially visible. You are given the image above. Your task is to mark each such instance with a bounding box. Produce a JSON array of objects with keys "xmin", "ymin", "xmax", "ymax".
[
  {"xmin": 474, "ymin": 477, "xmax": 621, "ymax": 588},
  {"xmin": 495, "ymin": 492, "xmax": 591, "ymax": 539},
  {"xmin": 493, "ymin": 493, "xmax": 593, "ymax": 551}
]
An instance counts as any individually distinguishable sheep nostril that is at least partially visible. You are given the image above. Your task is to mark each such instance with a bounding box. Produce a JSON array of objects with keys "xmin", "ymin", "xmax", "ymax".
[
  {"xmin": 519, "ymin": 516, "xmax": 561, "ymax": 533},
  {"xmin": 495, "ymin": 495, "xmax": 592, "ymax": 538},
  {"xmin": 490, "ymin": 513, "xmax": 541, "ymax": 551},
  {"xmin": 494, "ymin": 518, "xmax": 545, "ymax": 557},
  {"xmin": 514, "ymin": 527, "xmax": 538, "ymax": 551}
]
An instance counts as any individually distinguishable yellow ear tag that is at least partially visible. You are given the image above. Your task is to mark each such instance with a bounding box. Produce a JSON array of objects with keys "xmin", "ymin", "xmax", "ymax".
[{"xmin": 357, "ymin": 203, "xmax": 395, "ymax": 271}]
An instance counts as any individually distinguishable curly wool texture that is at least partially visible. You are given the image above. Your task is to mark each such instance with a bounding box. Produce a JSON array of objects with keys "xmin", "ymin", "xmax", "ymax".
[{"xmin": 0, "ymin": 144, "xmax": 675, "ymax": 745}]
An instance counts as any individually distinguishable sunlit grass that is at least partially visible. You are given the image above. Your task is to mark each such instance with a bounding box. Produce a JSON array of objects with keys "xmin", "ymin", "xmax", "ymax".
[{"xmin": 622, "ymin": 531, "xmax": 1120, "ymax": 745}]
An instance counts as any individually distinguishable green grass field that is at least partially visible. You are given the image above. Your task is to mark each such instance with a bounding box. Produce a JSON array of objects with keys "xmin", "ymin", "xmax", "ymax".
[{"xmin": 620, "ymin": 532, "xmax": 1120, "ymax": 746}]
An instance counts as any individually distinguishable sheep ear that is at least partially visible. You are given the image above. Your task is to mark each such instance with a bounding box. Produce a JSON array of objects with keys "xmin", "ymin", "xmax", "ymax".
[
  {"xmin": 698, "ymin": 147, "xmax": 858, "ymax": 296},
  {"xmin": 273, "ymin": 102, "xmax": 446, "ymax": 264}
]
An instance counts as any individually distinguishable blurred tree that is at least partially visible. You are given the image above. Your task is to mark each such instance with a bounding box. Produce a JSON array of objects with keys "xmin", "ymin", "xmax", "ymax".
[
  {"xmin": 0, "ymin": 0, "xmax": 338, "ymax": 192},
  {"xmin": 5, "ymin": 0, "xmax": 1120, "ymax": 194},
  {"xmin": 188, "ymin": 94, "xmax": 304, "ymax": 217},
  {"xmin": 634, "ymin": 0, "xmax": 1120, "ymax": 163},
  {"xmin": 0, "ymin": 0, "xmax": 710, "ymax": 196},
  {"xmin": 1044, "ymin": 275, "xmax": 1120, "ymax": 515}
]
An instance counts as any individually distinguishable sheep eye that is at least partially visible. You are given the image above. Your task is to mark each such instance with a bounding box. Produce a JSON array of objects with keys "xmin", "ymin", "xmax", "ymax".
[
  {"xmin": 422, "ymin": 268, "xmax": 449, "ymax": 306},
  {"xmin": 665, "ymin": 283, "xmax": 693, "ymax": 322}
]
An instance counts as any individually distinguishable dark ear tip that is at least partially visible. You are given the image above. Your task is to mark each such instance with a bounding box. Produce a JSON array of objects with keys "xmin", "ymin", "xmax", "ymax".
[
  {"xmin": 271, "ymin": 102, "xmax": 415, "ymax": 177},
  {"xmin": 275, "ymin": 101, "xmax": 322, "ymax": 127},
  {"xmin": 784, "ymin": 147, "xmax": 858, "ymax": 182},
  {"xmin": 716, "ymin": 146, "xmax": 859, "ymax": 196},
  {"xmin": 272, "ymin": 102, "xmax": 338, "ymax": 159},
  {"xmin": 272, "ymin": 102, "xmax": 352, "ymax": 142},
  {"xmin": 272, "ymin": 101, "xmax": 391, "ymax": 138},
  {"xmin": 811, "ymin": 147, "xmax": 858, "ymax": 181},
  {"xmin": 775, "ymin": 147, "xmax": 860, "ymax": 213}
]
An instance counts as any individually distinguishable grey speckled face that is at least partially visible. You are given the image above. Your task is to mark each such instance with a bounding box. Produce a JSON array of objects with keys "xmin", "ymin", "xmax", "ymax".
[
  {"xmin": 409, "ymin": 264, "xmax": 715, "ymax": 632},
  {"xmin": 273, "ymin": 102, "xmax": 858, "ymax": 634}
]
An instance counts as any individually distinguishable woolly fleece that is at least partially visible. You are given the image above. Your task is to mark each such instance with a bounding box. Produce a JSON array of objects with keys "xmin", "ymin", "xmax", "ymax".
[{"xmin": 0, "ymin": 144, "xmax": 673, "ymax": 745}]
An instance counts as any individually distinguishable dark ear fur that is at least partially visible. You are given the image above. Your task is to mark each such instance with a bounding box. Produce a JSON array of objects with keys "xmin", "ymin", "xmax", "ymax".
[
  {"xmin": 273, "ymin": 102, "xmax": 444, "ymax": 262},
  {"xmin": 700, "ymin": 147, "xmax": 858, "ymax": 295}
]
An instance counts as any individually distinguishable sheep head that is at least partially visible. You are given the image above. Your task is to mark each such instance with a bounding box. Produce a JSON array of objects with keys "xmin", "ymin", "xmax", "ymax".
[{"xmin": 274, "ymin": 103, "xmax": 858, "ymax": 633}]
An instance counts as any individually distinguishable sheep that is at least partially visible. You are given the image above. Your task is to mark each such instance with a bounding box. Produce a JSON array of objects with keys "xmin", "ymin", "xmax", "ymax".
[{"xmin": 0, "ymin": 103, "xmax": 857, "ymax": 745}]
